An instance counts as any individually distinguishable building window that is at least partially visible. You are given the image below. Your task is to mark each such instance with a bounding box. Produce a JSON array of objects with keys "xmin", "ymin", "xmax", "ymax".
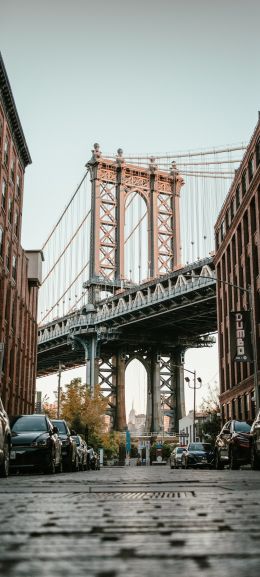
[
  {"xmin": 236, "ymin": 185, "xmax": 240, "ymax": 209},
  {"xmin": 220, "ymin": 220, "xmax": 225, "ymax": 241},
  {"xmin": 256, "ymin": 138, "xmax": 260, "ymax": 168},
  {"xmin": 0, "ymin": 226, "xmax": 3, "ymax": 257},
  {"xmin": 16, "ymin": 174, "xmax": 21, "ymax": 197},
  {"xmin": 11, "ymin": 299, "xmax": 16, "ymax": 330},
  {"xmin": 4, "ymin": 137, "xmax": 9, "ymax": 167},
  {"xmin": 8, "ymin": 197, "xmax": 13, "ymax": 224},
  {"xmin": 12, "ymin": 255, "xmax": 17, "ymax": 280},
  {"xmin": 6, "ymin": 242, "xmax": 11, "ymax": 271},
  {"xmin": 230, "ymin": 198, "xmax": 235, "ymax": 220},
  {"xmin": 14, "ymin": 211, "xmax": 19, "ymax": 237},
  {"xmin": 248, "ymin": 155, "xmax": 254, "ymax": 183},
  {"xmin": 10, "ymin": 158, "xmax": 15, "ymax": 184},
  {"xmin": 1, "ymin": 178, "xmax": 7, "ymax": 211},
  {"xmin": 241, "ymin": 171, "xmax": 247, "ymax": 196}
]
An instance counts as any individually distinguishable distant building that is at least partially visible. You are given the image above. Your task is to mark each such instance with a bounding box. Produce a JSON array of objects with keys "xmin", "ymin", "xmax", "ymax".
[
  {"xmin": 214, "ymin": 114, "xmax": 260, "ymax": 422},
  {"xmin": 127, "ymin": 403, "xmax": 145, "ymax": 434},
  {"xmin": 0, "ymin": 53, "xmax": 43, "ymax": 415},
  {"xmin": 179, "ymin": 410, "xmax": 207, "ymax": 444}
]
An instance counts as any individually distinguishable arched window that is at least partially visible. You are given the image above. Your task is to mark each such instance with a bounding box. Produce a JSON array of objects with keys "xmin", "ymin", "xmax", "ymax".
[
  {"xmin": 1, "ymin": 178, "xmax": 7, "ymax": 211},
  {"xmin": 12, "ymin": 255, "xmax": 17, "ymax": 280},
  {"xmin": 241, "ymin": 170, "xmax": 247, "ymax": 196},
  {"xmin": 0, "ymin": 226, "xmax": 4, "ymax": 257},
  {"xmin": 248, "ymin": 155, "xmax": 254, "ymax": 183},
  {"xmin": 256, "ymin": 138, "xmax": 260, "ymax": 168},
  {"xmin": 6, "ymin": 241, "xmax": 11, "ymax": 271},
  {"xmin": 8, "ymin": 197, "xmax": 13, "ymax": 224}
]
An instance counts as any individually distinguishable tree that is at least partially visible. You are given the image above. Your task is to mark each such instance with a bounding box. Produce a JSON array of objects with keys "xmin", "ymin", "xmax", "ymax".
[
  {"xmin": 200, "ymin": 383, "xmax": 220, "ymax": 414},
  {"xmin": 60, "ymin": 378, "xmax": 108, "ymax": 447},
  {"xmin": 199, "ymin": 383, "xmax": 221, "ymax": 444}
]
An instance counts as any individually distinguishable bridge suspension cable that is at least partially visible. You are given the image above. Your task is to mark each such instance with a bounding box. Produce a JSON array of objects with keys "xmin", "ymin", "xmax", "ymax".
[{"xmin": 39, "ymin": 142, "xmax": 245, "ymax": 327}]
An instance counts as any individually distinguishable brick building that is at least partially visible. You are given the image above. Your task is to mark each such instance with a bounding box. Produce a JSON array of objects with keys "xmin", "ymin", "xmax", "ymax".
[
  {"xmin": 0, "ymin": 53, "xmax": 42, "ymax": 415},
  {"xmin": 214, "ymin": 113, "xmax": 260, "ymax": 422}
]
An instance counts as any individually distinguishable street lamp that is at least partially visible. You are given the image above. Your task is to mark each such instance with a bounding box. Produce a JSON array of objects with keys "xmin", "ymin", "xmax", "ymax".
[
  {"xmin": 57, "ymin": 362, "xmax": 65, "ymax": 418},
  {"xmin": 185, "ymin": 272, "xmax": 259, "ymax": 412},
  {"xmin": 184, "ymin": 369, "xmax": 202, "ymax": 442}
]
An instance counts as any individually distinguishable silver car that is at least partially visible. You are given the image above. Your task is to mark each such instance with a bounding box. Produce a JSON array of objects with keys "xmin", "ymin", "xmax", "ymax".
[{"xmin": 169, "ymin": 446, "xmax": 186, "ymax": 469}]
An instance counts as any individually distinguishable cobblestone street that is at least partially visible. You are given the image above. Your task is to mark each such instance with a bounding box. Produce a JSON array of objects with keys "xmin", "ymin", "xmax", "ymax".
[{"xmin": 1, "ymin": 466, "xmax": 260, "ymax": 577}]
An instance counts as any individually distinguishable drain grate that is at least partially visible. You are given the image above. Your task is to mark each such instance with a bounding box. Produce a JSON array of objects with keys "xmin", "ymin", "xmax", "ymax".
[{"xmin": 91, "ymin": 491, "xmax": 195, "ymax": 500}]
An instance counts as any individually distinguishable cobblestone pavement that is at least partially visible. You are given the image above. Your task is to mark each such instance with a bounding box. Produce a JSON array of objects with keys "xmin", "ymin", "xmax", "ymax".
[{"xmin": 1, "ymin": 466, "xmax": 260, "ymax": 577}]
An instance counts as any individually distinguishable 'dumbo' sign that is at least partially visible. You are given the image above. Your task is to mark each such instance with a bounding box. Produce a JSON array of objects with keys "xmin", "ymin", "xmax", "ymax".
[{"xmin": 230, "ymin": 310, "xmax": 252, "ymax": 362}]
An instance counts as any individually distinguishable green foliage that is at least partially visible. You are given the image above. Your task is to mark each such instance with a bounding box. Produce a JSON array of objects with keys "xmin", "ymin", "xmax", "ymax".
[
  {"xmin": 162, "ymin": 441, "xmax": 171, "ymax": 461},
  {"xmin": 130, "ymin": 444, "xmax": 139, "ymax": 458},
  {"xmin": 201, "ymin": 413, "xmax": 221, "ymax": 445}
]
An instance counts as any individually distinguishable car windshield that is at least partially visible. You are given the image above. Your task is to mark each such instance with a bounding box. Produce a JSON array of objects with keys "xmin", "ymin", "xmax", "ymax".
[
  {"xmin": 52, "ymin": 420, "xmax": 68, "ymax": 434},
  {"xmin": 189, "ymin": 443, "xmax": 211, "ymax": 452},
  {"xmin": 234, "ymin": 421, "xmax": 251, "ymax": 433},
  {"xmin": 11, "ymin": 416, "xmax": 47, "ymax": 433},
  {"xmin": 176, "ymin": 448, "xmax": 185, "ymax": 453}
]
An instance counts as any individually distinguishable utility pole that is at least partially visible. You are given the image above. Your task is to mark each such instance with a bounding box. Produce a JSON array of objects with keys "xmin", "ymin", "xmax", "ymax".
[{"xmin": 184, "ymin": 370, "xmax": 202, "ymax": 442}]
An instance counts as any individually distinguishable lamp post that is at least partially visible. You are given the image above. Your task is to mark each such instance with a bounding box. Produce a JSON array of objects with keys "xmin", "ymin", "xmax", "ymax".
[
  {"xmin": 57, "ymin": 362, "xmax": 65, "ymax": 418},
  {"xmin": 185, "ymin": 272, "xmax": 259, "ymax": 413},
  {"xmin": 184, "ymin": 368, "xmax": 202, "ymax": 442}
]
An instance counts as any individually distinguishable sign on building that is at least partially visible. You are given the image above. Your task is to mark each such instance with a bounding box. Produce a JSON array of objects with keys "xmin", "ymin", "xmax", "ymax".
[{"xmin": 230, "ymin": 311, "xmax": 252, "ymax": 362}]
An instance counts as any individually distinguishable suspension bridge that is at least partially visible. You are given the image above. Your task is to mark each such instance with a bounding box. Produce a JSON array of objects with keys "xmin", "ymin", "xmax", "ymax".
[{"xmin": 37, "ymin": 142, "xmax": 246, "ymax": 432}]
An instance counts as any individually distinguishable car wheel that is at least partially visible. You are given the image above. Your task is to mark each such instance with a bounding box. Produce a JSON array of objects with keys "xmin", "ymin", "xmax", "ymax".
[
  {"xmin": 56, "ymin": 459, "xmax": 63, "ymax": 474},
  {"xmin": 0, "ymin": 440, "xmax": 10, "ymax": 478},
  {"xmin": 229, "ymin": 449, "xmax": 239, "ymax": 470},
  {"xmin": 215, "ymin": 451, "xmax": 224, "ymax": 470},
  {"xmin": 72, "ymin": 455, "xmax": 79, "ymax": 472},
  {"xmin": 44, "ymin": 449, "xmax": 56, "ymax": 475},
  {"xmin": 44, "ymin": 458, "xmax": 56, "ymax": 475},
  {"xmin": 251, "ymin": 447, "xmax": 260, "ymax": 470}
]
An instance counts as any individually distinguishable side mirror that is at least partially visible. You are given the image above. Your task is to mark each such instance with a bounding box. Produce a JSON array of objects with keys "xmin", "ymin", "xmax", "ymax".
[
  {"xmin": 71, "ymin": 429, "xmax": 76, "ymax": 436},
  {"xmin": 52, "ymin": 426, "xmax": 59, "ymax": 434}
]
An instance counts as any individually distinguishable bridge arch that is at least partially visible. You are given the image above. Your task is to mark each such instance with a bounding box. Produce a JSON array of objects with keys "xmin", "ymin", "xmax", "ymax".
[
  {"xmin": 124, "ymin": 191, "xmax": 148, "ymax": 283},
  {"xmin": 125, "ymin": 357, "xmax": 148, "ymax": 430}
]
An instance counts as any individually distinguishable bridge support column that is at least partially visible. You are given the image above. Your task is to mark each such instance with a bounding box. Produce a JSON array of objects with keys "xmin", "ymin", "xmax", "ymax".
[
  {"xmin": 115, "ymin": 353, "xmax": 126, "ymax": 431},
  {"xmin": 151, "ymin": 354, "xmax": 162, "ymax": 433},
  {"xmin": 174, "ymin": 351, "xmax": 186, "ymax": 427},
  {"xmin": 86, "ymin": 336, "xmax": 99, "ymax": 398}
]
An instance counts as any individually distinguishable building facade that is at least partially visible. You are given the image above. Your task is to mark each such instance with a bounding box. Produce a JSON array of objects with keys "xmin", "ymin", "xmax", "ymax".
[
  {"xmin": 214, "ymin": 114, "xmax": 260, "ymax": 422},
  {"xmin": 0, "ymin": 53, "xmax": 42, "ymax": 415}
]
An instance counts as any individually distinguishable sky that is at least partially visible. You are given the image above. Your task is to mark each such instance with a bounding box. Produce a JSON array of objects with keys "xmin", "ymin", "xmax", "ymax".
[{"xmin": 1, "ymin": 0, "xmax": 260, "ymax": 416}]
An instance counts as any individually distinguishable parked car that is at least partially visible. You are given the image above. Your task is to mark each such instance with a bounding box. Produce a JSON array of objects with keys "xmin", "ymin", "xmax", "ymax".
[
  {"xmin": 215, "ymin": 420, "xmax": 251, "ymax": 470},
  {"xmin": 0, "ymin": 395, "xmax": 11, "ymax": 477},
  {"xmin": 169, "ymin": 446, "xmax": 186, "ymax": 469},
  {"xmin": 87, "ymin": 447, "xmax": 100, "ymax": 470},
  {"xmin": 181, "ymin": 442, "xmax": 215, "ymax": 469},
  {"xmin": 52, "ymin": 419, "xmax": 78, "ymax": 471},
  {"xmin": 250, "ymin": 410, "xmax": 260, "ymax": 470},
  {"xmin": 71, "ymin": 434, "xmax": 88, "ymax": 470},
  {"xmin": 10, "ymin": 414, "xmax": 62, "ymax": 474}
]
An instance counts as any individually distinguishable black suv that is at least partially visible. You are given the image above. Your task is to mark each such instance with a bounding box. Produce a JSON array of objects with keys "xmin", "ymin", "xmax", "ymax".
[
  {"xmin": 215, "ymin": 420, "xmax": 251, "ymax": 470},
  {"xmin": 250, "ymin": 409, "xmax": 260, "ymax": 470},
  {"xmin": 0, "ymin": 394, "xmax": 11, "ymax": 477},
  {"xmin": 52, "ymin": 419, "xmax": 78, "ymax": 471}
]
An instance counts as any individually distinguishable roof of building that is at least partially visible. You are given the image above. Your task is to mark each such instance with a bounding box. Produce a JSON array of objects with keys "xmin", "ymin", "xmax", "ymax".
[{"xmin": 0, "ymin": 52, "xmax": 32, "ymax": 168}]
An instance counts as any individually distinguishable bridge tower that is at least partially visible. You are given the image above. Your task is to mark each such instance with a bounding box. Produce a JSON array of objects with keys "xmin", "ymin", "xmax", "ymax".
[{"xmin": 77, "ymin": 144, "xmax": 185, "ymax": 432}]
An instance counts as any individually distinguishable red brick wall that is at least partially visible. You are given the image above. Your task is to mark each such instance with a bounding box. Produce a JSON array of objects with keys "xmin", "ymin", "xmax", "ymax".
[
  {"xmin": 0, "ymin": 102, "xmax": 39, "ymax": 415},
  {"xmin": 214, "ymin": 118, "xmax": 260, "ymax": 422}
]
